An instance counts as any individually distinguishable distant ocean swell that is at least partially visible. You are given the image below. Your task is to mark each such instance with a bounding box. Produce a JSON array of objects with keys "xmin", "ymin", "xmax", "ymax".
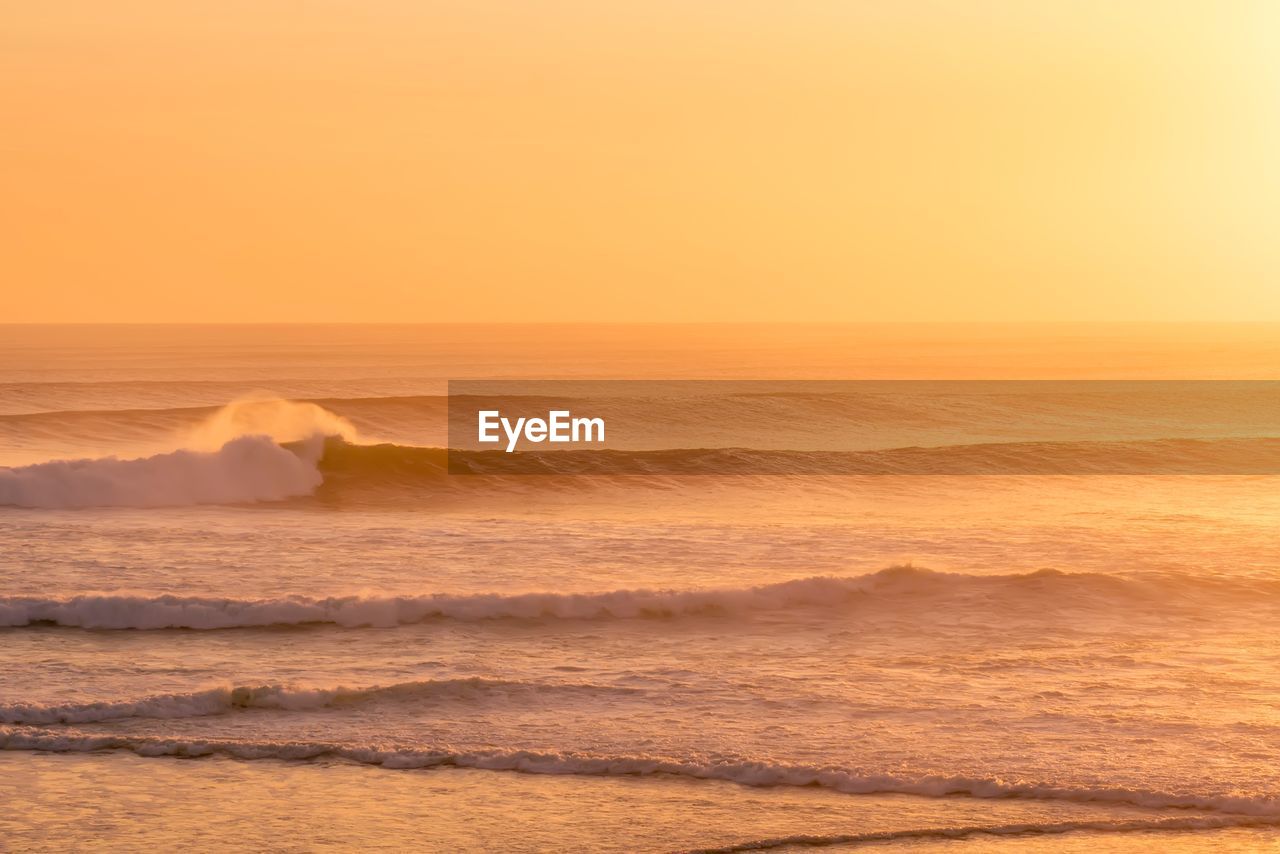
[
  {"xmin": 4, "ymin": 435, "xmax": 1280, "ymax": 509},
  {"xmin": 3, "ymin": 725, "xmax": 1278, "ymax": 818},
  {"xmin": 4, "ymin": 385, "xmax": 1278, "ymax": 441},
  {"xmin": 0, "ymin": 678, "xmax": 636, "ymax": 725},
  {"xmin": 3, "ymin": 392, "xmax": 1280, "ymax": 507},
  {"xmin": 0, "ymin": 567, "xmax": 1272, "ymax": 630}
]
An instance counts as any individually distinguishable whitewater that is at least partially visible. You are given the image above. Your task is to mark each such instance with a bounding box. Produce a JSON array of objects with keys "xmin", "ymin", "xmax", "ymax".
[{"xmin": 4, "ymin": 324, "xmax": 1280, "ymax": 852}]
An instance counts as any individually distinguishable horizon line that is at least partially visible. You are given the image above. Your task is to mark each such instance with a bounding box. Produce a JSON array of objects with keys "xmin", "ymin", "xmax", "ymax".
[{"xmin": 5, "ymin": 320, "xmax": 1280, "ymax": 327}]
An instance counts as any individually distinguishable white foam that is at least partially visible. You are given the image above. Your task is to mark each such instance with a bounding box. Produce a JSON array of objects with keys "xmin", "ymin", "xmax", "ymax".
[
  {"xmin": 0, "ymin": 567, "xmax": 1212, "ymax": 630},
  {"xmin": 0, "ymin": 398, "xmax": 361, "ymax": 508},
  {"xmin": 0, "ymin": 575, "xmax": 893, "ymax": 629},
  {"xmin": 3, "ymin": 727, "xmax": 1278, "ymax": 817},
  {"xmin": 687, "ymin": 816, "xmax": 1280, "ymax": 852},
  {"xmin": 0, "ymin": 678, "xmax": 627, "ymax": 724},
  {"xmin": 0, "ymin": 435, "xmax": 324, "ymax": 509}
]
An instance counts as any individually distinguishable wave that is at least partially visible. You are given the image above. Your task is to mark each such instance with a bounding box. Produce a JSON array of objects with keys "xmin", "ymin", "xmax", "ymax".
[
  {"xmin": 0, "ymin": 678, "xmax": 631, "ymax": 725},
  {"xmin": 3, "ymin": 726, "xmax": 1278, "ymax": 817},
  {"xmin": 0, "ymin": 574, "xmax": 889, "ymax": 629},
  {"xmin": 5, "ymin": 392, "xmax": 1280, "ymax": 508},
  {"xmin": 323, "ymin": 436, "xmax": 1280, "ymax": 479},
  {"xmin": 0, "ymin": 435, "xmax": 326, "ymax": 509},
  {"xmin": 0, "ymin": 385, "xmax": 443, "ymax": 419},
  {"xmin": 0, "ymin": 399, "xmax": 348, "ymax": 508},
  {"xmin": 8, "ymin": 433, "xmax": 1279, "ymax": 509},
  {"xmin": 7, "ymin": 383, "xmax": 1279, "ymax": 445},
  {"xmin": 684, "ymin": 816, "xmax": 1280, "ymax": 852},
  {"xmin": 0, "ymin": 567, "xmax": 1264, "ymax": 631}
]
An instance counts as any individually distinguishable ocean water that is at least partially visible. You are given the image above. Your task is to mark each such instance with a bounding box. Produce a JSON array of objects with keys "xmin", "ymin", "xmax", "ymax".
[{"xmin": 3, "ymin": 324, "xmax": 1280, "ymax": 852}]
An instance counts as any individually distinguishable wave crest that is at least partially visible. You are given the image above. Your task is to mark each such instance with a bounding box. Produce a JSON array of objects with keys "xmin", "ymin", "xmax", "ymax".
[
  {"xmin": 3, "ymin": 727, "xmax": 1278, "ymax": 817},
  {"xmin": 0, "ymin": 398, "xmax": 370, "ymax": 509},
  {"xmin": 0, "ymin": 677, "xmax": 630, "ymax": 725},
  {"xmin": 7, "ymin": 394, "xmax": 1280, "ymax": 509},
  {"xmin": 183, "ymin": 397, "xmax": 360, "ymax": 452},
  {"xmin": 0, "ymin": 575, "xmax": 878, "ymax": 629},
  {"xmin": 686, "ymin": 816, "xmax": 1280, "ymax": 853},
  {"xmin": 0, "ymin": 567, "xmax": 1259, "ymax": 631},
  {"xmin": 0, "ymin": 435, "xmax": 325, "ymax": 509}
]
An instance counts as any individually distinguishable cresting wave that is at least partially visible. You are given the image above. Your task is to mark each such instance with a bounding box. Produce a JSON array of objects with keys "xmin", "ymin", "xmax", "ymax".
[
  {"xmin": 0, "ymin": 399, "xmax": 353, "ymax": 509},
  {"xmin": 433, "ymin": 438, "xmax": 1280, "ymax": 476},
  {"xmin": 6, "ymin": 385, "xmax": 1279, "ymax": 449},
  {"xmin": 0, "ymin": 435, "xmax": 327, "ymax": 509},
  {"xmin": 0, "ymin": 678, "xmax": 633, "ymax": 725},
  {"xmin": 0, "ymin": 567, "xmax": 1266, "ymax": 630},
  {"xmin": 16, "ymin": 434, "xmax": 1280, "ymax": 509},
  {"xmin": 4, "ymin": 393, "xmax": 1280, "ymax": 508},
  {"xmin": 3, "ymin": 726, "xmax": 1279, "ymax": 818},
  {"xmin": 682, "ymin": 816, "xmax": 1280, "ymax": 853},
  {"xmin": 0, "ymin": 574, "xmax": 890, "ymax": 629}
]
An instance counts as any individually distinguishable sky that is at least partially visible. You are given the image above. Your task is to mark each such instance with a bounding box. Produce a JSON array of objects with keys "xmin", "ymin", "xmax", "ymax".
[{"xmin": 3, "ymin": 1, "xmax": 1279, "ymax": 322}]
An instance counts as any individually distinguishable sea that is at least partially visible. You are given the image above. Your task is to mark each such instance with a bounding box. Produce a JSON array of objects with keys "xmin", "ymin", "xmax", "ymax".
[{"xmin": 2, "ymin": 323, "xmax": 1279, "ymax": 852}]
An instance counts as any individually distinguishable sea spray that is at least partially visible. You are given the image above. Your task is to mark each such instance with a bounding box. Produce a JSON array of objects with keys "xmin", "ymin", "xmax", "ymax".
[{"xmin": 0, "ymin": 434, "xmax": 325, "ymax": 509}]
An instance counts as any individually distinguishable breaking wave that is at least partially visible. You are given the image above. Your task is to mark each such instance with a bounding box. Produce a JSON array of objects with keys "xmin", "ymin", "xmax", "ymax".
[
  {"xmin": 0, "ymin": 567, "xmax": 1266, "ymax": 631},
  {"xmin": 0, "ymin": 678, "xmax": 633, "ymax": 725},
  {"xmin": 0, "ymin": 435, "xmax": 325, "ymax": 509},
  {"xmin": 3, "ymin": 726, "xmax": 1279, "ymax": 817},
  {"xmin": 0, "ymin": 399, "xmax": 355, "ymax": 509},
  {"xmin": 430, "ymin": 438, "xmax": 1280, "ymax": 476},
  {"xmin": 4, "ymin": 393, "xmax": 1280, "ymax": 508},
  {"xmin": 12, "ymin": 434, "xmax": 1280, "ymax": 510},
  {"xmin": 685, "ymin": 816, "xmax": 1280, "ymax": 852},
  {"xmin": 0, "ymin": 574, "xmax": 891, "ymax": 629}
]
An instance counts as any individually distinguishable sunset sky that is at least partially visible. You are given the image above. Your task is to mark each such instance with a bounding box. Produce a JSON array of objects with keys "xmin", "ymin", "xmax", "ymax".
[{"xmin": 4, "ymin": 1, "xmax": 1279, "ymax": 322}]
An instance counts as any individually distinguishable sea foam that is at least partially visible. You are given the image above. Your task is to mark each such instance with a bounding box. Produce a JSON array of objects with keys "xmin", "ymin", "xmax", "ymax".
[
  {"xmin": 0, "ymin": 435, "xmax": 324, "ymax": 509},
  {"xmin": 3, "ymin": 726, "xmax": 1279, "ymax": 817},
  {"xmin": 0, "ymin": 678, "xmax": 629, "ymax": 724},
  {"xmin": 0, "ymin": 567, "xmax": 1258, "ymax": 630},
  {"xmin": 685, "ymin": 816, "xmax": 1280, "ymax": 853},
  {"xmin": 0, "ymin": 398, "xmax": 356, "ymax": 509}
]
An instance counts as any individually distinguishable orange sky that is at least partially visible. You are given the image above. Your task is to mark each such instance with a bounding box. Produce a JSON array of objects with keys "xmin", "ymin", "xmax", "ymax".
[{"xmin": 3, "ymin": 1, "xmax": 1278, "ymax": 322}]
